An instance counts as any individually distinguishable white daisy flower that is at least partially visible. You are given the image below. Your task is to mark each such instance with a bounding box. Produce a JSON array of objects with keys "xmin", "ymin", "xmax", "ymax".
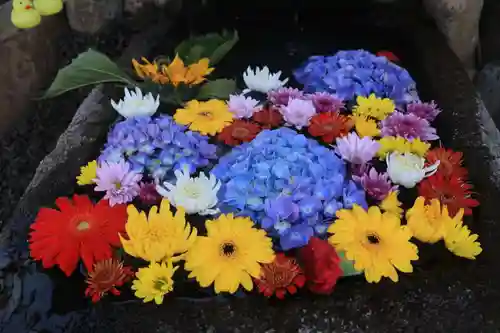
[
  {"xmin": 111, "ymin": 86, "xmax": 159, "ymax": 118},
  {"xmin": 242, "ymin": 66, "xmax": 288, "ymax": 94}
]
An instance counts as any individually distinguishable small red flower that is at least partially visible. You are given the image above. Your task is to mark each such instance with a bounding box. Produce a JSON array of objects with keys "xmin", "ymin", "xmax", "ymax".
[
  {"xmin": 418, "ymin": 172, "xmax": 480, "ymax": 216},
  {"xmin": 426, "ymin": 147, "xmax": 468, "ymax": 179},
  {"xmin": 252, "ymin": 107, "xmax": 284, "ymax": 128},
  {"xmin": 298, "ymin": 237, "xmax": 343, "ymax": 295},
  {"xmin": 29, "ymin": 195, "xmax": 127, "ymax": 276},
  {"xmin": 255, "ymin": 253, "xmax": 306, "ymax": 299},
  {"xmin": 307, "ymin": 112, "xmax": 353, "ymax": 144},
  {"xmin": 85, "ymin": 258, "xmax": 134, "ymax": 302},
  {"xmin": 138, "ymin": 182, "xmax": 162, "ymax": 205},
  {"xmin": 217, "ymin": 119, "xmax": 262, "ymax": 146}
]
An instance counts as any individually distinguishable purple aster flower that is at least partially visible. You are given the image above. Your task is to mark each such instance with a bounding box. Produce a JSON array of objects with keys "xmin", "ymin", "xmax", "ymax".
[
  {"xmin": 307, "ymin": 92, "xmax": 344, "ymax": 113},
  {"xmin": 352, "ymin": 168, "xmax": 398, "ymax": 201},
  {"xmin": 227, "ymin": 94, "xmax": 260, "ymax": 119},
  {"xmin": 267, "ymin": 87, "xmax": 305, "ymax": 106},
  {"xmin": 280, "ymin": 98, "xmax": 316, "ymax": 129},
  {"xmin": 381, "ymin": 111, "xmax": 439, "ymax": 141},
  {"xmin": 94, "ymin": 160, "xmax": 142, "ymax": 206},
  {"xmin": 138, "ymin": 182, "xmax": 162, "ymax": 205},
  {"xmin": 406, "ymin": 101, "xmax": 441, "ymax": 122},
  {"xmin": 335, "ymin": 132, "xmax": 380, "ymax": 165}
]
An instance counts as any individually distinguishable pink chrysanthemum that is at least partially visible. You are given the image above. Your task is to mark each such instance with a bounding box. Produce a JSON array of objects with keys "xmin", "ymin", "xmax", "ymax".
[
  {"xmin": 406, "ymin": 101, "xmax": 441, "ymax": 122},
  {"xmin": 352, "ymin": 168, "xmax": 398, "ymax": 201},
  {"xmin": 335, "ymin": 132, "xmax": 380, "ymax": 165},
  {"xmin": 380, "ymin": 111, "xmax": 439, "ymax": 141},
  {"xmin": 138, "ymin": 182, "xmax": 162, "ymax": 205},
  {"xmin": 307, "ymin": 92, "xmax": 344, "ymax": 113},
  {"xmin": 280, "ymin": 98, "xmax": 316, "ymax": 129},
  {"xmin": 94, "ymin": 160, "xmax": 142, "ymax": 206},
  {"xmin": 228, "ymin": 94, "xmax": 260, "ymax": 119},
  {"xmin": 267, "ymin": 88, "xmax": 305, "ymax": 106}
]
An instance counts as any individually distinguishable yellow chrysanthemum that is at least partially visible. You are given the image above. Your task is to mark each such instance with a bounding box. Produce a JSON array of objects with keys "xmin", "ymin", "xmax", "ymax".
[
  {"xmin": 328, "ymin": 205, "xmax": 418, "ymax": 283},
  {"xmin": 351, "ymin": 114, "xmax": 380, "ymax": 137},
  {"xmin": 120, "ymin": 199, "xmax": 197, "ymax": 262},
  {"xmin": 352, "ymin": 94, "xmax": 395, "ymax": 121},
  {"xmin": 76, "ymin": 160, "xmax": 97, "ymax": 186},
  {"xmin": 161, "ymin": 54, "xmax": 214, "ymax": 87},
  {"xmin": 132, "ymin": 261, "xmax": 177, "ymax": 304},
  {"xmin": 443, "ymin": 220, "xmax": 482, "ymax": 259},
  {"xmin": 380, "ymin": 191, "xmax": 403, "ymax": 217},
  {"xmin": 406, "ymin": 197, "xmax": 458, "ymax": 243},
  {"xmin": 132, "ymin": 57, "xmax": 169, "ymax": 84},
  {"xmin": 184, "ymin": 213, "xmax": 275, "ymax": 294},
  {"xmin": 377, "ymin": 136, "xmax": 430, "ymax": 159},
  {"xmin": 174, "ymin": 99, "xmax": 234, "ymax": 135}
]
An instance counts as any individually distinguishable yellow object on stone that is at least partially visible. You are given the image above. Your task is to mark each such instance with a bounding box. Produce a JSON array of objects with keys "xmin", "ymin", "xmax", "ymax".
[
  {"xmin": 174, "ymin": 99, "xmax": 233, "ymax": 136},
  {"xmin": 33, "ymin": 0, "xmax": 63, "ymax": 16},
  {"xmin": 76, "ymin": 160, "xmax": 98, "ymax": 186},
  {"xmin": 11, "ymin": 0, "xmax": 41, "ymax": 29}
]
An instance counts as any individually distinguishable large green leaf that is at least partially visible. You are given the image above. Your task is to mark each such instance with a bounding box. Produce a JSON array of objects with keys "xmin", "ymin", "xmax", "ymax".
[
  {"xmin": 174, "ymin": 30, "xmax": 239, "ymax": 65},
  {"xmin": 42, "ymin": 49, "xmax": 134, "ymax": 99},
  {"xmin": 338, "ymin": 250, "xmax": 363, "ymax": 277},
  {"xmin": 196, "ymin": 79, "xmax": 237, "ymax": 100}
]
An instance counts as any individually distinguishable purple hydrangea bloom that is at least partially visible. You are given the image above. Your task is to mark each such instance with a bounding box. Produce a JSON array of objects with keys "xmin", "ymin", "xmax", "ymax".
[
  {"xmin": 307, "ymin": 92, "xmax": 344, "ymax": 113},
  {"xmin": 227, "ymin": 94, "xmax": 260, "ymax": 118},
  {"xmin": 406, "ymin": 101, "xmax": 441, "ymax": 122},
  {"xmin": 352, "ymin": 168, "xmax": 398, "ymax": 200},
  {"xmin": 267, "ymin": 87, "xmax": 305, "ymax": 106},
  {"xmin": 293, "ymin": 50, "xmax": 418, "ymax": 104},
  {"xmin": 335, "ymin": 132, "xmax": 380, "ymax": 165},
  {"xmin": 381, "ymin": 111, "xmax": 439, "ymax": 141},
  {"xmin": 280, "ymin": 98, "xmax": 316, "ymax": 129},
  {"xmin": 98, "ymin": 115, "xmax": 218, "ymax": 181},
  {"xmin": 94, "ymin": 160, "xmax": 142, "ymax": 206},
  {"xmin": 212, "ymin": 128, "xmax": 367, "ymax": 250}
]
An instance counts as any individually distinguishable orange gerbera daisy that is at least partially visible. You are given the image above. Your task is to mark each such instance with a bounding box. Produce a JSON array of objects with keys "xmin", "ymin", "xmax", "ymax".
[
  {"xmin": 29, "ymin": 195, "xmax": 127, "ymax": 276},
  {"xmin": 426, "ymin": 147, "xmax": 468, "ymax": 179},
  {"xmin": 85, "ymin": 258, "xmax": 134, "ymax": 302}
]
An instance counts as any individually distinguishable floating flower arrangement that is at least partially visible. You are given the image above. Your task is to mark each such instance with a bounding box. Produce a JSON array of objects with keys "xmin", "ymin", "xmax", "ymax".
[{"xmin": 33, "ymin": 33, "xmax": 482, "ymax": 304}]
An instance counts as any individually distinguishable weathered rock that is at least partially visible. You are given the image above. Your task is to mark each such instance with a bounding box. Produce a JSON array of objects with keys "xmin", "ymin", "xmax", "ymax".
[
  {"xmin": 0, "ymin": 1, "xmax": 70, "ymax": 135},
  {"xmin": 423, "ymin": 0, "xmax": 483, "ymax": 75},
  {"xmin": 124, "ymin": 0, "xmax": 179, "ymax": 14},
  {"xmin": 65, "ymin": 0, "xmax": 122, "ymax": 34}
]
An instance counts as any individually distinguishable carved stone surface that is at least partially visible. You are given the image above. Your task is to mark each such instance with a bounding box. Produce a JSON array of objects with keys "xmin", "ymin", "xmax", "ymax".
[{"xmin": 65, "ymin": 0, "xmax": 123, "ymax": 34}]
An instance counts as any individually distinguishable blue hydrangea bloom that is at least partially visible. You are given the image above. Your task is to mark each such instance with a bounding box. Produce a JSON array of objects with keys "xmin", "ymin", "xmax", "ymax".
[
  {"xmin": 212, "ymin": 128, "xmax": 367, "ymax": 250},
  {"xmin": 99, "ymin": 115, "xmax": 218, "ymax": 181},
  {"xmin": 294, "ymin": 50, "xmax": 419, "ymax": 104}
]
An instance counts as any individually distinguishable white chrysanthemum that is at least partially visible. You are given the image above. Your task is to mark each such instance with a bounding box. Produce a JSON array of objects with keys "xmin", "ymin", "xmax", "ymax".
[
  {"xmin": 386, "ymin": 152, "xmax": 439, "ymax": 188},
  {"xmin": 156, "ymin": 167, "xmax": 221, "ymax": 215},
  {"xmin": 111, "ymin": 87, "xmax": 159, "ymax": 118},
  {"xmin": 242, "ymin": 66, "xmax": 288, "ymax": 94}
]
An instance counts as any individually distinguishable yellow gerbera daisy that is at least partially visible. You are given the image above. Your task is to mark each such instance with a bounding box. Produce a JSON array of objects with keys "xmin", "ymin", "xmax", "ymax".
[
  {"xmin": 443, "ymin": 220, "xmax": 482, "ymax": 259},
  {"xmin": 132, "ymin": 261, "xmax": 178, "ymax": 304},
  {"xmin": 76, "ymin": 160, "xmax": 98, "ymax": 186},
  {"xmin": 184, "ymin": 213, "xmax": 275, "ymax": 294},
  {"xmin": 351, "ymin": 114, "xmax": 380, "ymax": 137},
  {"xmin": 352, "ymin": 94, "xmax": 395, "ymax": 121},
  {"xmin": 120, "ymin": 199, "xmax": 197, "ymax": 262},
  {"xmin": 174, "ymin": 99, "xmax": 234, "ymax": 136},
  {"xmin": 132, "ymin": 57, "xmax": 169, "ymax": 84},
  {"xmin": 380, "ymin": 191, "xmax": 403, "ymax": 217},
  {"xmin": 328, "ymin": 205, "xmax": 418, "ymax": 283}
]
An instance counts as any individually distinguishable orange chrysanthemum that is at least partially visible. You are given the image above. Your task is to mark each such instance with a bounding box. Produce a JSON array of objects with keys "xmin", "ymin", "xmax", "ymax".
[
  {"xmin": 85, "ymin": 258, "xmax": 134, "ymax": 302},
  {"xmin": 307, "ymin": 112, "xmax": 353, "ymax": 144},
  {"xmin": 217, "ymin": 120, "xmax": 262, "ymax": 146},
  {"xmin": 426, "ymin": 147, "xmax": 468, "ymax": 179},
  {"xmin": 254, "ymin": 253, "xmax": 305, "ymax": 299},
  {"xmin": 29, "ymin": 195, "xmax": 127, "ymax": 276}
]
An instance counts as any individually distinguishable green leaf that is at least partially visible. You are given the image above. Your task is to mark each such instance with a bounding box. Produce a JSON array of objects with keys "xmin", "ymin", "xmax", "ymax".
[
  {"xmin": 196, "ymin": 79, "xmax": 237, "ymax": 100},
  {"xmin": 42, "ymin": 49, "xmax": 135, "ymax": 99},
  {"xmin": 338, "ymin": 251, "xmax": 363, "ymax": 277},
  {"xmin": 174, "ymin": 30, "xmax": 239, "ymax": 65}
]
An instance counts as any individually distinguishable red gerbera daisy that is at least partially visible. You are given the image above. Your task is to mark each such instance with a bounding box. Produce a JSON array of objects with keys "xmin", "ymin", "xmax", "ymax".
[
  {"xmin": 217, "ymin": 119, "xmax": 262, "ymax": 146},
  {"xmin": 252, "ymin": 107, "xmax": 283, "ymax": 128},
  {"xmin": 307, "ymin": 112, "xmax": 353, "ymax": 144},
  {"xmin": 418, "ymin": 172, "xmax": 480, "ymax": 216},
  {"xmin": 85, "ymin": 258, "xmax": 134, "ymax": 302},
  {"xmin": 254, "ymin": 253, "xmax": 306, "ymax": 299},
  {"xmin": 426, "ymin": 147, "xmax": 468, "ymax": 179},
  {"xmin": 29, "ymin": 195, "xmax": 127, "ymax": 276}
]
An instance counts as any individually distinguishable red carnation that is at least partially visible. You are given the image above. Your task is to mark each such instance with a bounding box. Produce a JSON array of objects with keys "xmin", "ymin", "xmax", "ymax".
[
  {"xmin": 426, "ymin": 147, "xmax": 468, "ymax": 179},
  {"xmin": 29, "ymin": 195, "xmax": 127, "ymax": 276},
  {"xmin": 217, "ymin": 119, "xmax": 262, "ymax": 146},
  {"xmin": 308, "ymin": 112, "xmax": 353, "ymax": 144},
  {"xmin": 85, "ymin": 258, "xmax": 134, "ymax": 302},
  {"xmin": 418, "ymin": 172, "xmax": 480, "ymax": 216},
  {"xmin": 252, "ymin": 107, "xmax": 283, "ymax": 128},
  {"xmin": 254, "ymin": 253, "xmax": 306, "ymax": 299},
  {"xmin": 298, "ymin": 237, "xmax": 343, "ymax": 294}
]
